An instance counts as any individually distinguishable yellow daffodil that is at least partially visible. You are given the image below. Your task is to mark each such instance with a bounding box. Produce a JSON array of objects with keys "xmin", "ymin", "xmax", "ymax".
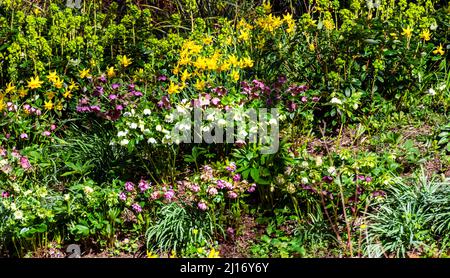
[
  {"xmin": 44, "ymin": 100, "xmax": 53, "ymax": 110},
  {"xmin": 202, "ymin": 36, "xmax": 213, "ymax": 45},
  {"xmin": 241, "ymin": 57, "xmax": 254, "ymax": 68},
  {"xmin": 27, "ymin": 76, "xmax": 44, "ymax": 89},
  {"xmin": 63, "ymin": 91, "xmax": 73, "ymax": 99},
  {"xmin": 238, "ymin": 30, "xmax": 250, "ymax": 41},
  {"xmin": 119, "ymin": 55, "xmax": 132, "ymax": 67},
  {"xmin": 179, "ymin": 55, "xmax": 191, "ymax": 66},
  {"xmin": 420, "ymin": 30, "xmax": 431, "ymax": 41},
  {"xmin": 45, "ymin": 91, "xmax": 56, "ymax": 100},
  {"xmin": 401, "ymin": 26, "xmax": 413, "ymax": 38},
  {"xmin": 167, "ymin": 82, "xmax": 180, "ymax": 95},
  {"xmin": 323, "ymin": 19, "xmax": 335, "ymax": 31},
  {"xmin": 107, "ymin": 67, "xmax": 115, "ymax": 78},
  {"xmin": 194, "ymin": 79, "xmax": 206, "ymax": 91},
  {"xmin": 219, "ymin": 61, "xmax": 231, "ymax": 71},
  {"xmin": 433, "ymin": 44, "xmax": 445, "ymax": 55},
  {"xmin": 5, "ymin": 82, "xmax": 16, "ymax": 94},
  {"xmin": 208, "ymin": 248, "xmax": 220, "ymax": 258},
  {"xmin": 169, "ymin": 250, "xmax": 177, "ymax": 258},
  {"xmin": 68, "ymin": 80, "xmax": 78, "ymax": 91},
  {"xmin": 308, "ymin": 43, "xmax": 315, "ymax": 51},
  {"xmin": 283, "ymin": 13, "xmax": 293, "ymax": 22},
  {"xmin": 53, "ymin": 77, "xmax": 63, "ymax": 89},
  {"xmin": 18, "ymin": 88, "xmax": 28, "ymax": 98},
  {"xmin": 172, "ymin": 66, "xmax": 180, "ymax": 75},
  {"xmin": 47, "ymin": 71, "xmax": 58, "ymax": 83},
  {"xmin": 55, "ymin": 102, "xmax": 63, "ymax": 111},
  {"xmin": 262, "ymin": 1, "xmax": 272, "ymax": 13},
  {"xmin": 79, "ymin": 68, "xmax": 91, "ymax": 79},
  {"xmin": 181, "ymin": 69, "xmax": 191, "ymax": 83},
  {"xmin": 227, "ymin": 54, "xmax": 239, "ymax": 67},
  {"xmin": 230, "ymin": 69, "xmax": 240, "ymax": 82},
  {"xmin": 0, "ymin": 100, "xmax": 5, "ymax": 111},
  {"xmin": 146, "ymin": 251, "xmax": 158, "ymax": 258}
]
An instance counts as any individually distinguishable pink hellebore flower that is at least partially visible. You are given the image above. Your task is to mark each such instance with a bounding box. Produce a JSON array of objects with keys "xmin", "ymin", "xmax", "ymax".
[
  {"xmin": 20, "ymin": 156, "xmax": 32, "ymax": 170},
  {"xmin": 198, "ymin": 202, "xmax": 208, "ymax": 211},
  {"xmin": 138, "ymin": 179, "xmax": 150, "ymax": 192},
  {"xmin": 119, "ymin": 192, "xmax": 127, "ymax": 201},
  {"xmin": 124, "ymin": 181, "xmax": 135, "ymax": 192},
  {"xmin": 132, "ymin": 203, "xmax": 142, "ymax": 213}
]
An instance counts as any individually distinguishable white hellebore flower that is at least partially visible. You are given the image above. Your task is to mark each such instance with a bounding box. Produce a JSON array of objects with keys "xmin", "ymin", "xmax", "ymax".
[
  {"xmin": 130, "ymin": 122, "xmax": 138, "ymax": 129},
  {"xmin": 268, "ymin": 118, "xmax": 278, "ymax": 125},
  {"xmin": 148, "ymin": 138, "xmax": 157, "ymax": 144},
  {"xmin": 156, "ymin": 125, "xmax": 163, "ymax": 132},
  {"xmin": 330, "ymin": 97, "xmax": 342, "ymax": 105},
  {"xmin": 120, "ymin": 139, "xmax": 129, "ymax": 146},
  {"xmin": 217, "ymin": 118, "xmax": 227, "ymax": 127},
  {"xmin": 84, "ymin": 186, "xmax": 94, "ymax": 194},
  {"xmin": 143, "ymin": 109, "xmax": 151, "ymax": 115},
  {"xmin": 117, "ymin": 130, "xmax": 128, "ymax": 137},
  {"xmin": 428, "ymin": 88, "xmax": 436, "ymax": 96},
  {"xmin": 14, "ymin": 210, "xmax": 24, "ymax": 220}
]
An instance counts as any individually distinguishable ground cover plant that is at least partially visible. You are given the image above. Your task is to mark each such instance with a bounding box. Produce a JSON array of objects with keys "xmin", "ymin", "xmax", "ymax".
[{"xmin": 0, "ymin": 0, "xmax": 449, "ymax": 258}]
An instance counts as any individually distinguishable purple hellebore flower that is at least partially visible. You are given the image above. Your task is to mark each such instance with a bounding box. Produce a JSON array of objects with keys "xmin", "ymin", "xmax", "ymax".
[
  {"xmin": 116, "ymin": 104, "xmax": 124, "ymax": 111},
  {"xmin": 366, "ymin": 176, "xmax": 373, "ymax": 183},
  {"xmin": 112, "ymin": 83, "xmax": 120, "ymax": 90},
  {"xmin": 225, "ymin": 162, "xmax": 236, "ymax": 172},
  {"xmin": 98, "ymin": 75, "xmax": 107, "ymax": 83},
  {"xmin": 233, "ymin": 174, "xmax": 241, "ymax": 182},
  {"xmin": 322, "ymin": 176, "xmax": 333, "ymax": 183},
  {"xmin": 217, "ymin": 180, "xmax": 226, "ymax": 189},
  {"xmin": 132, "ymin": 203, "xmax": 142, "ymax": 213},
  {"xmin": 190, "ymin": 184, "xmax": 200, "ymax": 193},
  {"xmin": 301, "ymin": 96, "xmax": 308, "ymax": 103},
  {"xmin": 312, "ymin": 96, "xmax": 320, "ymax": 102},
  {"xmin": 134, "ymin": 91, "xmax": 143, "ymax": 97},
  {"xmin": 164, "ymin": 190, "xmax": 175, "ymax": 201},
  {"xmin": 157, "ymin": 95, "xmax": 171, "ymax": 109},
  {"xmin": 109, "ymin": 94, "xmax": 117, "ymax": 100},
  {"xmin": 124, "ymin": 181, "xmax": 135, "ymax": 192},
  {"xmin": 157, "ymin": 75, "xmax": 168, "ymax": 82},
  {"xmin": 278, "ymin": 75, "xmax": 287, "ymax": 84},
  {"xmin": 224, "ymin": 181, "xmax": 234, "ymax": 190},
  {"xmin": 90, "ymin": 105, "xmax": 101, "ymax": 112},
  {"xmin": 51, "ymin": 124, "xmax": 57, "ymax": 131},
  {"xmin": 20, "ymin": 133, "xmax": 28, "ymax": 139},
  {"xmin": 287, "ymin": 101, "xmax": 297, "ymax": 112},
  {"xmin": 1, "ymin": 191, "xmax": 9, "ymax": 198},
  {"xmin": 248, "ymin": 183, "xmax": 257, "ymax": 193},
  {"xmin": 42, "ymin": 131, "xmax": 51, "ymax": 136},
  {"xmin": 372, "ymin": 190, "xmax": 386, "ymax": 197},
  {"xmin": 128, "ymin": 84, "xmax": 136, "ymax": 90}
]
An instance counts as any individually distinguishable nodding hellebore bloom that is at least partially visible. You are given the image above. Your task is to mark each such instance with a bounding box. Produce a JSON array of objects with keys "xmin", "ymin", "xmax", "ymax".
[
  {"xmin": 138, "ymin": 179, "xmax": 150, "ymax": 192},
  {"xmin": 124, "ymin": 181, "xmax": 135, "ymax": 192},
  {"xmin": 119, "ymin": 192, "xmax": 127, "ymax": 201},
  {"xmin": 132, "ymin": 203, "xmax": 142, "ymax": 213},
  {"xmin": 198, "ymin": 202, "xmax": 208, "ymax": 211}
]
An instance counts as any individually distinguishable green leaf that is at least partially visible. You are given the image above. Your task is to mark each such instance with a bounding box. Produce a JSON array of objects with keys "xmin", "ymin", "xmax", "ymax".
[{"xmin": 250, "ymin": 168, "xmax": 260, "ymax": 181}]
